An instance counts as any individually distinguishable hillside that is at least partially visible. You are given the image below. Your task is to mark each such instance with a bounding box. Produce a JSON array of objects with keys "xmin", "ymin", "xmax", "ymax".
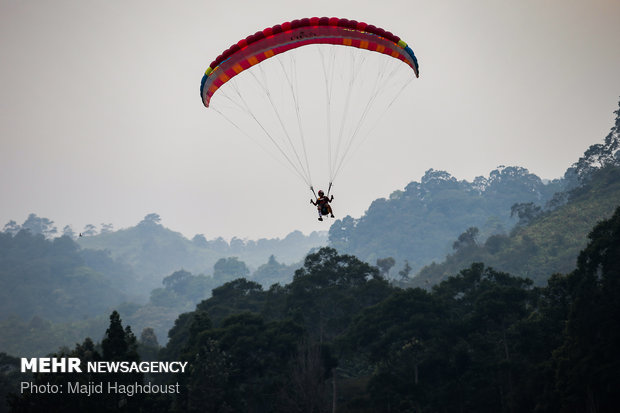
[
  {"xmin": 0, "ymin": 214, "xmax": 325, "ymax": 355},
  {"xmin": 0, "ymin": 231, "xmax": 127, "ymax": 323},
  {"xmin": 328, "ymin": 166, "xmax": 565, "ymax": 274},
  {"xmin": 77, "ymin": 214, "xmax": 327, "ymax": 294},
  {"xmin": 3, "ymin": 100, "xmax": 618, "ymax": 358},
  {"xmin": 330, "ymin": 99, "xmax": 620, "ymax": 285},
  {"xmin": 415, "ymin": 165, "xmax": 620, "ymax": 286},
  {"xmin": 136, "ymin": 206, "xmax": 620, "ymax": 412},
  {"xmin": 414, "ymin": 99, "xmax": 620, "ymax": 286}
]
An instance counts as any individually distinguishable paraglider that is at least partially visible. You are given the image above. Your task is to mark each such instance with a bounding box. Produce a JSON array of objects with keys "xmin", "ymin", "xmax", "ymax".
[
  {"xmin": 311, "ymin": 189, "xmax": 335, "ymax": 221},
  {"xmin": 200, "ymin": 17, "xmax": 419, "ymax": 219}
]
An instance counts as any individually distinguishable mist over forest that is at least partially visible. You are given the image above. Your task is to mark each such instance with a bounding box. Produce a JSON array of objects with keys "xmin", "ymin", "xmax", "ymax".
[{"xmin": 1, "ymin": 99, "xmax": 620, "ymax": 412}]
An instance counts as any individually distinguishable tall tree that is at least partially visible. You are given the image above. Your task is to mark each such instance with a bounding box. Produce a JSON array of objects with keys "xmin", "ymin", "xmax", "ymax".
[
  {"xmin": 553, "ymin": 206, "xmax": 620, "ymax": 412},
  {"xmin": 213, "ymin": 257, "xmax": 249, "ymax": 283},
  {"xmin": 102, "ymin": 310, "xmax": 128, "ymax": 361},
  {"xmin": 510, "ymin": 202, "xmax": 542, "ymax": 226},
  {"xmin": 452, "ymin": 227, "xmax": 479, "ymax": 251},
  {"xmin": 21, "ymin": 213, "xmax": 57, "ymax": 238},
  {"xmin": 62, "ymin": 224, "xmax": 76, "ymax": 239},
  {"xmin": 141, "ymin": 213, "xmax": 162, "ymax": 225},
  {"xmin": 2, "ymin": 220, "xmax": 21, "ymax": 235},
  {"xmin": 376, "ymin": 257, "xmax": 396, "ymax": 278},
  {"xmin": 100, "ymin": 223, "xmax": 114, "ymax": 234},
  {"xmin": 81, "ymin": 223, "xmax": 97, "ymax": 236},
  {"xmin": 398, "ymin": 260, "xmax": 412, "ymax": 280}
]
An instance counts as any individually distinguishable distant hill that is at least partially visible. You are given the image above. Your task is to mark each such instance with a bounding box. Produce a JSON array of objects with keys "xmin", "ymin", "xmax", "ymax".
[
  {"xmin": 3, "ymin": 99, "xmax": 617, "ymax": 358},
  {"xmin": 413, "ymin": 99, "xmax": 620, "ymax": 286},
  {"xmin": 0, "ymin": 230, "xmax": 134, "ymax": 355},
  {"xmin": 414, "ymin": 165, "xmax": 620, "ymax": 286},
  {"xmin": 330, "ymin": 98, "xmax": 620, "ymax": 284},
  {"xmin": 0, "ymin": 212, "xmax": 326, "ymax": 355},
  {"xmin": 0, "ymin": 231, "xmax": 126, "ymax": 323},
  {"xmin": 328, "ymin": 166, "xmax": 565, "ymax": 275},
  {"xmin": 76, "ymin": 214, "xmax": 327, "ymax": 295}
]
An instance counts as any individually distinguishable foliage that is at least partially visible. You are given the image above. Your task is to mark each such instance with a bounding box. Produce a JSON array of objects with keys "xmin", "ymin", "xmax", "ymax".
[
  {"xmin": 3, "ymin": 101, "xmax": 620, "ymax": 413},
  {"xmin": 414, "ymin": 100, "xmax": 620, "ymax": 286},
  {"xmin": 252, "ymin": 255, "xmax": 300, "ymax": 287},
  {"xmin": 337, "ymin": 203, "xmax": 620, "ymax": 411},
  {"xmin": 375, "ymin": 257, "xmax": 396, "ymax": 277},
  {"xmin": 452, "ymin": 226, "xmax": 479, "ymax": 251},
  {"xmin": 416, "ymin": 165, "xmax": 620, "ymax": 286},
  {"xmin": 0, "ymin": 231, "xmax": 126, "ymax": 324},
  {"xmin": 153, "ymin": 207, "xmax": 620, "ymax": 411},
  {"xmin": 0, "ymin": 353, "xmax": 28, "ymax": 413},
  {"xmin": 341, "ymin": 263, "xmax": 536, "ymax": 412},
  {"xmin": 179, "ymin": 313, "xmax": 309, "ymax": 412},
  {"xmin": 1, "ymin": 206, "xmax": 619, "ymax": 411},
  {"xmin": 20, "ymin": 214, "xmax": 58, "ymax": 238},
  {"xmin": 75, "ymin": 215, "xmax": 327, "ymax": 296},
  {"xmin": 510, "ymin": 202, "xmax": 543, "ymax": 226},
  {"xmin": 213, "ymin": 257, "xmax": 249, "ymax": 283},
  {"xmin": 550, "ymin": 204, "xmax": 620, "ymax": 412},
  {"xmin": 565, "ymin": 99, "xmax": 620, "ymax": 185},
  {"xmin": 0, "ymin": 228, "xmax": 147, "ymax": 356},
  {"xmin": 7, "ymin": 311, "xmax": 145, "ymax": 412},
  {"xmin": 161, "ymin": 247, "xmax": 389, "ymax": 412},
  {"xmin": 0, "ymin": 314, "xmax": 109, "ymax": 358},
  {"xmin": 329, "ymin": 166, "xmax": 564, "ymax": 274}
]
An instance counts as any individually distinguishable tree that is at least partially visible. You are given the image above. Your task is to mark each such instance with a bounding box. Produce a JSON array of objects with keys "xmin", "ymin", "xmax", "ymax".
[
  {"xmin": 510, "ymin": 202, "xmax": 542, "ymax": 226},
  {"xmin": 99, "ymin": 311, "xmax": 143, "ymax": 409},
  {"xmin": 7, "ymin": 337, "xmax": 104, "ymax": 412},
  {"xmin": 2, "ymin": 220, "xmax": 21, "ymax": 235},
  {"xmin": 328, "ymin": 215, "xmax": 357, "ymax": 251},
  {"xmin": 327, "ymin": 164, "xmax": 563, "ymax": 279},
  {"xmin": 398, "ymin": 260, "xmax": 412, "ymax": 280},
  {"xmin": 552, "ymin": 205, "xmax": 620, "ymax": 412},
  {"xmin": 343, "ymin": 287, "xmax": 441, "ymax": 411},
  {"xmin": 200, "ymin": 279, "xmax": 265, "ymax": 326},
  {"xmin": 289, "ymin": 247, "xmax": 391, "ymax": 342},
  {"xmin": 253, "ymin": 255, "xmax": 294, "ymax": 287},
  {"xmin": 140, "ymin": 327, "xmax": 159, "ymax": 348},
  {"xmin": 347, "ymin": 263, "xmax": 536, "ymax": 412},
  {"xmin": 209, "ymin": 236, "xmax": 229, "ymax": 253},
  {"xmin": 102, "ymin": 310, "xmax": 128, "ymax": 360},
  {"xmin": 62, "ymin": 225, "xmax": 76, "ymax": 239},
  {"xmin": 162, "ymin": 269, "xmax": 193, "ymax": 292},
  {"xmin": 192, "ymin": 233, "xmax": 208, "ymax": 247},
  {"xmin": 376, "ymin": 257, "xmax": 396, "ymax": 278},
  {"xmin": 484, "ymin": 233, "xmax": 510, "ymax": 255},
  {"xmin": 452, "ymin": 227, "xmax": 479, "ymax": 251},
  {"xmin": 172, "ymin": 311, "xmax": 305, "ymax": 413},
  {"xmin": 141, "ymin": 213, "xmax": 162, "ymax": 225},
  {"xmin": 81, "ymin": 223, "xmax": 97, "ymax": 236},
  {"xmin": 124, "ymin": 325, "xmax": 139, "ymax": 361},
  {"xmin": 9, "ymin": 312, "xmax": 146, "ymax": 412},
  {"xmin": 0, "ymin": 230, "xmax": 126, "ymax": 328},
  {"xmin": 21, "ymin": 213, "xmax": 57, "ymax": 238},
  {"xmin": 100, "ymin": 223, "xmax": 114, "ymax": 234},
  {"xmin": 567, "ymin": 99, "xmax": 620, "ymax": 184},
  {"xmin": 279, "ymin": 340, "xmax": 333, "ymax": 413},
  {"xmin": 213, "ymin": 257, "xmax": 249, "ymax": 283}
]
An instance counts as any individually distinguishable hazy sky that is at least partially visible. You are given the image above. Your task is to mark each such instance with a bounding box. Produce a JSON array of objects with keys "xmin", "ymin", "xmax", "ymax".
[{"xmin": 2, "ymin": 0, "xmax": 619, "ymax": 241}]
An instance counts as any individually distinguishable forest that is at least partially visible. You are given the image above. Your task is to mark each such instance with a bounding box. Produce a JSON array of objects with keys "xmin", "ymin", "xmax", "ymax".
[
  {"xmin": 4, "ymin": 204, "xmax": 620, "ymax": 411},
  {"xmin": 1, "ymin": 99, "xmax": 619, "ymax": 412}
]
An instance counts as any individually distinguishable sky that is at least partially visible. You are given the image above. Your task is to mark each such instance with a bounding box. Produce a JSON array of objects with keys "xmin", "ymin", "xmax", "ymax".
[{"xmin": 1, "ymin": 0, "xmax": 619, "ymax": 241}]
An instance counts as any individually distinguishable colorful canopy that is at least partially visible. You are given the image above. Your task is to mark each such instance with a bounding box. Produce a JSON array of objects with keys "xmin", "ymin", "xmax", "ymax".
[{"xmin": 200, "ymin": 17, "xmax": 419, "ymax": 107}]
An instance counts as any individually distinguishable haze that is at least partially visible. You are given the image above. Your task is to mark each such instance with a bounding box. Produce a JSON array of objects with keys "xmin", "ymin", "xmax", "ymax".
[{"xmin": 1, "ymin": 0, "xmax": 619, "ymax": 240}]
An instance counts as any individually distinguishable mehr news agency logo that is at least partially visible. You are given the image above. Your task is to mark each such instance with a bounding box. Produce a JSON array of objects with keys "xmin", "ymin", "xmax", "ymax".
[{"xmin": 19, "ymin": 357, "xmax": 187, "ymax": 397}]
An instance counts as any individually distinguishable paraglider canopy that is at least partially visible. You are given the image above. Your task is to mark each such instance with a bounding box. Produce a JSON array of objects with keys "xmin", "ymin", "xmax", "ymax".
[
  {"xmin": 199, "ymin": 17, "xmax": 420, "ymax": 197},
  {"xmin": 201, "ymin": 17, "xmax": 419, "ymax": 107}
]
